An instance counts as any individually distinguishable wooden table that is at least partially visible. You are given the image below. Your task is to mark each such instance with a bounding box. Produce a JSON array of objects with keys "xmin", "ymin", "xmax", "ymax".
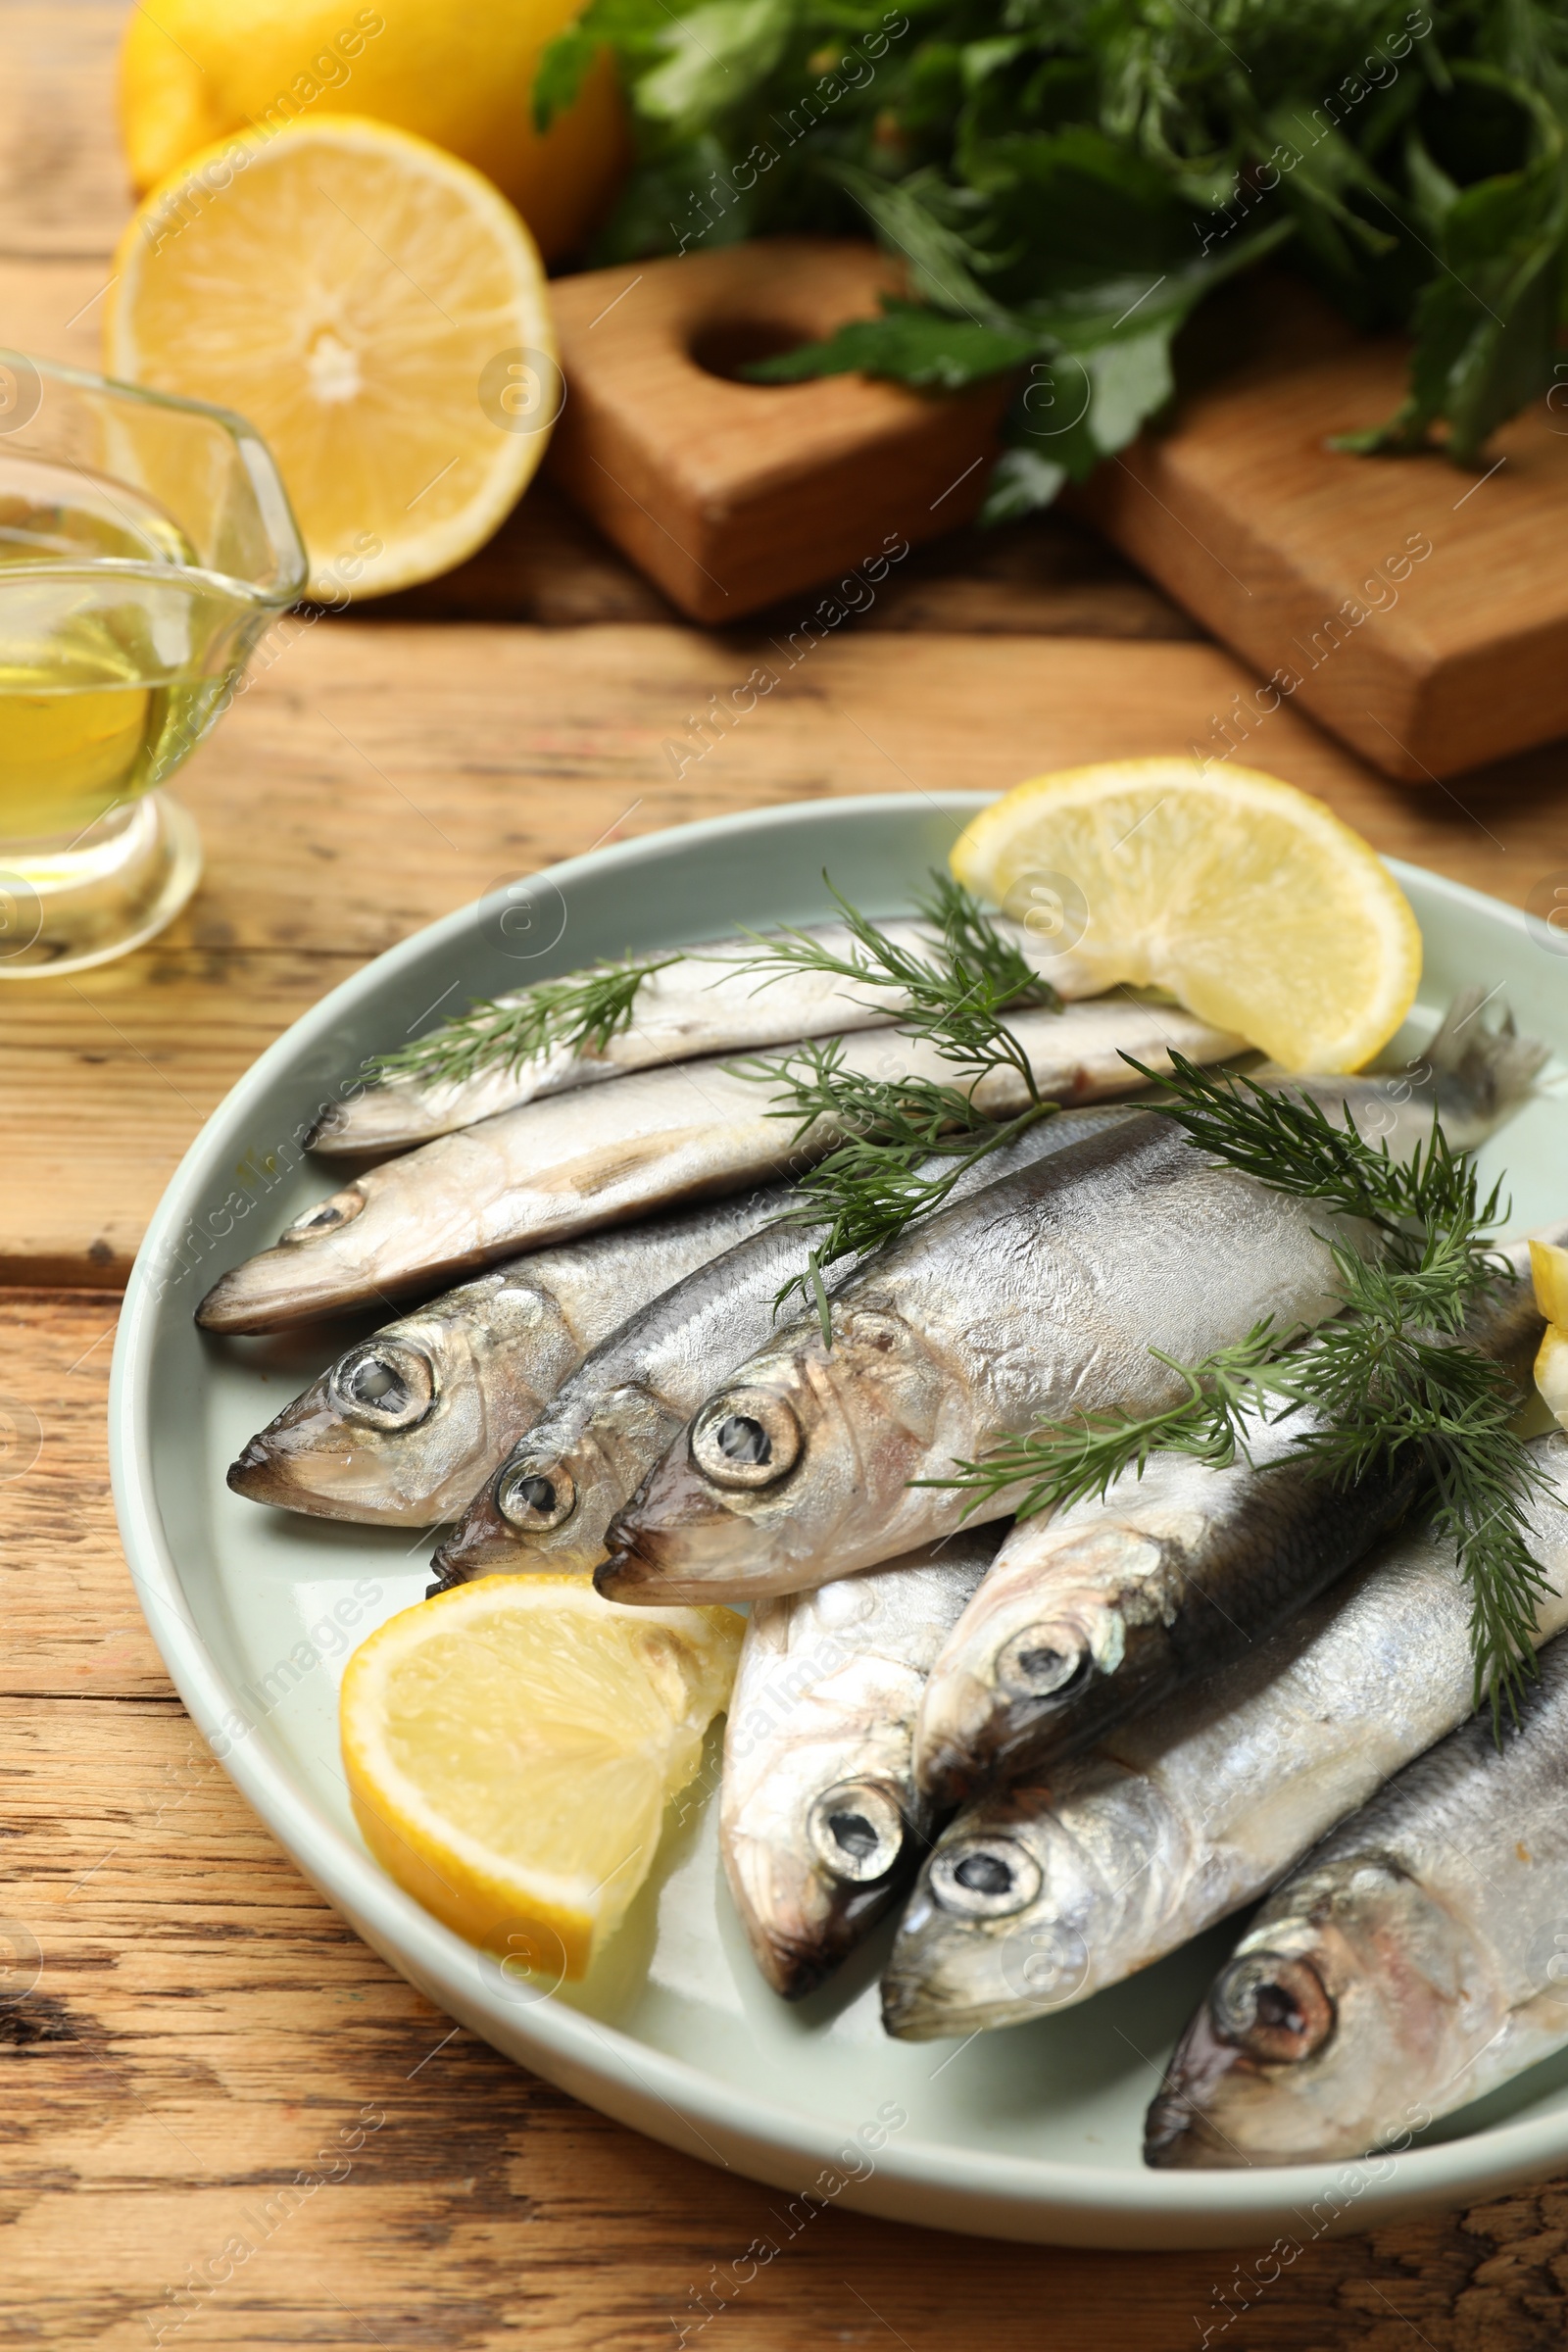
[{"xmin": 7, "ymin": 9, "xmax": 1568, "ymax": 2343}]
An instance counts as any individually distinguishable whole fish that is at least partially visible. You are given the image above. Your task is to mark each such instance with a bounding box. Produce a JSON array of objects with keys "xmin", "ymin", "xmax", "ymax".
[
  {"xmin": 312, "ymin": 914, "xmax": 1102, "ymax": 1157},
  {"xmin": 225, "ymin": 1189, "xmax": 795, "ymax": 1527},
  {"xmin": 721, "ymin": 1531, "xmax": 1003, "ymax": 2001},
  {"xmin": 599, "ymin": 997, "xmax": 1543, "ymax": 1608},
  {"xmin": 432, "ymin": 1108, "xmax": 1140, "ymax": 1586},
  {"xmin": 1148, "ymin": 1621, "xmax": 1568, "ymax": 2169},
  {"xmin": 879, "ymin": 1433, "xmax": 1568, "ymax": 2043},
  {"xmin": 196, "ymin": 996, "xmax": 1242, "ymax": 1334},
  {"xmin": 912, "ymin": 1229, "xmax": 1559, "ymax": 1804}
]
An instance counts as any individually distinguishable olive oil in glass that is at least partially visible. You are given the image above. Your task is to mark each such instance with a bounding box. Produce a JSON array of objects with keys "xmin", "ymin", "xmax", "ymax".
[{"xmin": 0, "ymin": 357, "xmax": 305, "ymax": 974}]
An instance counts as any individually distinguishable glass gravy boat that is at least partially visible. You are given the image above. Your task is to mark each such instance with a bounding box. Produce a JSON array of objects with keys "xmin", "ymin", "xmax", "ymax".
[{"xmin": 0, "ymin": 352, "xmax": 307, "ymax": 974}]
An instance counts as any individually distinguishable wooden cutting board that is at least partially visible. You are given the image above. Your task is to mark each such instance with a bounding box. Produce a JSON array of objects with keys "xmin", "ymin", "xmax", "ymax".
[{"xmin": 1078, "ymin": 280, "xmax": 1568, "ymax": 783}]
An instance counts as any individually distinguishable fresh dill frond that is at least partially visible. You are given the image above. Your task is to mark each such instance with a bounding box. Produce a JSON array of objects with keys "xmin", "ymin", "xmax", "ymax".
[
  {"xmin": 923, "ymin": 1322, "xmax": 1290, "ymax": 1520},
  {"xmin": 933, "ymin": 1052, "xmax": 1548, "ymax": 1728},
  {"xmin": 736, "ymin": 1034, "xmax": 1058, "ymax": 1340},
  {"xmin": 736, "ymin": 873, "xmax": 1066, "ymax": 1338},
  {"xmin": 364, "ymin": 953, "xmax": 679, "ymax": 1091}
]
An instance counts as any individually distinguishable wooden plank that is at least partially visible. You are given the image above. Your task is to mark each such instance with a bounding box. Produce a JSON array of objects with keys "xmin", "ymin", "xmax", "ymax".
[
  {"xmin": 0, "ymin": 622, "xmax": 1548, "ymax": 1289},
  {"xmin": 1079, "ymin": 276, "xmax": 1568, "ymax": 781},
  {"xmin": 8, "ymin": 1286, "xmax": 1568, "ymax": 2349},
  {"xmin": 0, "ymin": 2, "xmax": 128, "ymax": 260}
]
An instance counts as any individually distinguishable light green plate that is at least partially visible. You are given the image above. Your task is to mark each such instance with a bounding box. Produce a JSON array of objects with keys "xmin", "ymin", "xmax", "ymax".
[{"xmin": 110, "ymin": 795, "xmax": 1568, "ymax": 2248}]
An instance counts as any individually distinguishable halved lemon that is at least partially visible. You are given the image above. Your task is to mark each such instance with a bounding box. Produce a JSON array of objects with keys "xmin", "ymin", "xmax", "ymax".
[
  {"xmin": 340, "ymin": 1576, "xmax": 743, "ymax": 1977},
  {"xmin": 105, "ymin": 116, "xmax": 558, "ymax": 599},
  {"xmin": 951, "ymin": 759, "xmax": 1422, "ymax": 1074}
]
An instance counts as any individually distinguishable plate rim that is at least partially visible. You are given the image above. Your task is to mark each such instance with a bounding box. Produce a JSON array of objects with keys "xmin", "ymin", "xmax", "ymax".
[{"xmin": 109, "ymin": 791, "xmax": 1566, "ymax": 2246}]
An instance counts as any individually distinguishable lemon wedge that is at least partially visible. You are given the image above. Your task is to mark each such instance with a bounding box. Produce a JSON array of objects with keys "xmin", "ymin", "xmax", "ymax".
[
  {"xmin": 1537, "ymin": 1326, "xmax": 1568, "ymax": 1433},
  {"xmin": 1531, "ymin": 1239, "xmax": 1568, "ymax": 1331},
  {"xmin": 105, "ymin": 115, "xmax": 557, "ymax": 600},
  {"xmin": 340, "ymin": 1576, "xmax": 742, "ymax": 1976},
  {"xmin": 951, "ymin": 759, "xmax": 1422, "ymax": 1074}
]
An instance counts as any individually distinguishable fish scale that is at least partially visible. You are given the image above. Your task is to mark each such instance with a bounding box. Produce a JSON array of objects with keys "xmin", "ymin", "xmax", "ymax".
[
  {"xmin": 912, "ymin": 1224, "xmax": 1565, "ymax": 1803},
  {"xmin": 225, "ymin": 1186, "xmax": 799, "ymax": 1527},
  {"xmin": 310, "ymin": 913, "xmax": 1104, "ymax": 1156},
  {"xmin": 1152, "ymin": 1603, "xmax": 1568, "ymax": 2168},
  {"xmin": 880, "ymin": 1434, "xmax": 1568, "ymax": 2043},
  {"xmin": 197, "ymin": 995, "xmax": 1244, "ymax": 1333},
  {"xmin": 600, "ymin": 996, "xmax": 1545, "ymax": 1607},
  {"xmin": 432, "ymin": 1107, "xmax": 1140, "ymax": 1586}
]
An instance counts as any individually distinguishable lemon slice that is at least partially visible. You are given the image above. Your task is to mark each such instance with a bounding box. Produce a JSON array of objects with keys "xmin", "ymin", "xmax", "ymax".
[
  {"xmin": 105, "ymin": 115, "xmax": 557, "ymax": 599},
  {"xmin": 1531, "ymin": 1239, "xmax": 1568, "ymax": 1330},
  {"xmin": 340, "ymin": 1576, "xmax": 742, "ymax": 1976},
  {"xmin": 1537, "ymin": 1326, "xmax": 1568, "ymax": 1432},
  {"xmin": 951, "ymin": 759, "xmax": 1422, "ymax": 1074}
]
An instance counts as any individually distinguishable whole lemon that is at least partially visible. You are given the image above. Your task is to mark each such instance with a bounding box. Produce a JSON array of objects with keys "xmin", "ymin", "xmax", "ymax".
[{"xmin": 119, "ymin": 0, "xmax": 627, "ymax": 264}]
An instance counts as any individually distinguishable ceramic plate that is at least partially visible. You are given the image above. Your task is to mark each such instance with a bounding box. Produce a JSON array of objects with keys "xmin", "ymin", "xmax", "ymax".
[{"xmin": 111, "ymin": 794, "xmax": 1568, "ymax": 2248}]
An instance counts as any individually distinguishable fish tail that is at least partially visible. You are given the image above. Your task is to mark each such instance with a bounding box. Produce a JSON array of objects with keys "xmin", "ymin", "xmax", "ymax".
[{"xmin": 1423, "ymin": 986, "xmax": 1549, "ymax": 1135}]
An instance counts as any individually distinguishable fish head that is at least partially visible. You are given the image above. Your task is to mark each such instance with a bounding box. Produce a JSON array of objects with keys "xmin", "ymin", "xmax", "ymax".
[
  {"xmin": 721, "ymin": 1579, "xmax": 921, "ymax": 1997},
  {"xmin": 432, "ymin": 1385, "xmax": 682, "ymax": 1584},
  {"xmin": 914, "ymin": 1519, "xmax": 1166, "ymax": 1806},
  {"xmin": 197, "ymin": 1183, "xmax": 371, "ymax": 1331},
  {"xmin": 722, "ymin": 1742, "xmax": 915, "ymax": 2000},
  {"xmin": 228, "ymin": 1324, "xmax": 450, "ymax": 1524},
  {"xmin": 880, "ymin": 1790, "xmax": 1099, "ymax": 2040},
  {"xmin": 598, "ymin": 1303, "xmax": 955, "ymax": 1602},
  {"xmin": 227, "ymin": 1273, "xmax": 573, "ymax": 1527},
  {"xmin": 1146, "ymin": 1859, "xmax": 1468, "ymax": 2168}
]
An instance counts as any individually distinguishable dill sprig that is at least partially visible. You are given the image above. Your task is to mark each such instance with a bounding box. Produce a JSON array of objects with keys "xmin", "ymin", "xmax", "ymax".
[
  {"xmin": 740, "ymin": 873, "xmax": 1063, "ymax": 1335},
  {"xmin": 932, "ymin": 1054, "xmax": 1548, "ymax": 1728},
  {"xmin": 927, "ymin": 1322, "xmax": 1291, "ymax": 1521},
  {"xmin": 364, "ymin": 954, "xmax": 680, "ymax": 1091}
]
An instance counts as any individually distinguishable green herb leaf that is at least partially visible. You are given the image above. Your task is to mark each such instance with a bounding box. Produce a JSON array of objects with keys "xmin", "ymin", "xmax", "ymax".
[
  {"xmin": 743, "ymin": 298, "xmax": 1042, "ymax": 388},
  {"xmin": 364, "ymin": 954, "xmax": 680, "ymax": 1092}
]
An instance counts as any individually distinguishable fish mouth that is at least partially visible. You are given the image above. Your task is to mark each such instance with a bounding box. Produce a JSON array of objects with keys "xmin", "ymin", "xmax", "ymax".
[
  {"xmin": 226, "ymin": 1435, "xmax": 288, "ymax": 1505},
  {"xmin": 724, "ymin": 1792, "xmax": 913, "ymax": 2000},
  {"xmin": 914, "ymin": 1634, "xmax": 1095, "ymax": 1807},
  {"xmin": 429, "ymin": 1493, "xmax": 517, "ymax": 1586}
]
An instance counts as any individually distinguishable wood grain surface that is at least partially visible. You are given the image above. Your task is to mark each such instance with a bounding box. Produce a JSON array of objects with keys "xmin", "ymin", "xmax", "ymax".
[
  {"xmin": 7, "ymin": 5, "xmax": 1568, "ymax": 2344},
  {"xmin": 9, "ymin": 1287, "xmax": 1568, "ymax": 2352},
  {"xmin": 7, "ymin": 619, "xmax": 1563, "ymax": 1290}
]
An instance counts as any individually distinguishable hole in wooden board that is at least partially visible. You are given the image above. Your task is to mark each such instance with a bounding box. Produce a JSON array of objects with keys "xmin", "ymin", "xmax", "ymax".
[{"xmin": 687, "ymin": 317, "xmax": 816, "ymax": 384}]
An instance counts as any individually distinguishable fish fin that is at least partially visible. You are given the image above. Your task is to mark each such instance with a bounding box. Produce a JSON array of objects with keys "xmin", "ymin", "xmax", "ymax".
[{"xmin": 1423, "ymin": 986, "xmax": 1549, "ymax": 1129}]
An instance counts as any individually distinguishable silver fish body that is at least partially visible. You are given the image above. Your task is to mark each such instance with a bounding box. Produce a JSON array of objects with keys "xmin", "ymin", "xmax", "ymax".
[
  {"xmin": 225, "ymin": 1189, "xmax": 793, "ymax": 1526},
  {"xmin": 432, "ymin": 1108, "xmax": 1140, "ymax": 1585},
  {"xmin": 721, "ymin": 1532, "xmax": 1003, "ymax": 2000},
  {"xmin": 1148, "ymin": 1612, "xmax": 1568, "ymax": 2169},
  {"xmin": 880, "ymin": 1434, "xmax": 1568, "ymax": 2043},
  {"xmin": 912, "ymin": 1231, "xmax": 1557, "ymax": 1803},
  {"xmin": 600, "ymin": 1115, "xmax": 1365, "ymax": 1606},
  {"xmin": 196, "ymin": 997, "xmax": 1241, "ymax": 1334},
  {"xmin": 599, "ymin": 999, "xmax": 1542, "ymax": 1608},
  {"xmin": 311, "ymin": 915, "xmax": 1102, "ymax": 1157}
]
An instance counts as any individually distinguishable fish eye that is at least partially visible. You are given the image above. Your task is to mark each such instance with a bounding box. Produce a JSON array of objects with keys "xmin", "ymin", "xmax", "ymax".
[
  {"xmin": 497, "ymin": 1458, "xmax": 577, "ymax": 1534},
  {"xmin": 689, "ymin": 1389, "xmax": 802, "ymax": 1490},
  {"xmin": 327, "ymin": 1342, "xmax": 434, "ymax": 1429},
  {"xmin": 997, "ymin": 1626, "xmax": 1093, "ymax": 1702},
  {"xmin": 807, "ymin": 1781, "xmax": 906, "ymax": 1884},
  {"xmin": 1210, "ymin": 1952, "xmax": 1335, "ymax": 2064},
  {"xmin": 282, "ymin": 1186, "xmax": 365, "ymax": 1242},
  {"xmin": 929, "ymin": 1837, "xmax": 1042, "ymax": 1919}
]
